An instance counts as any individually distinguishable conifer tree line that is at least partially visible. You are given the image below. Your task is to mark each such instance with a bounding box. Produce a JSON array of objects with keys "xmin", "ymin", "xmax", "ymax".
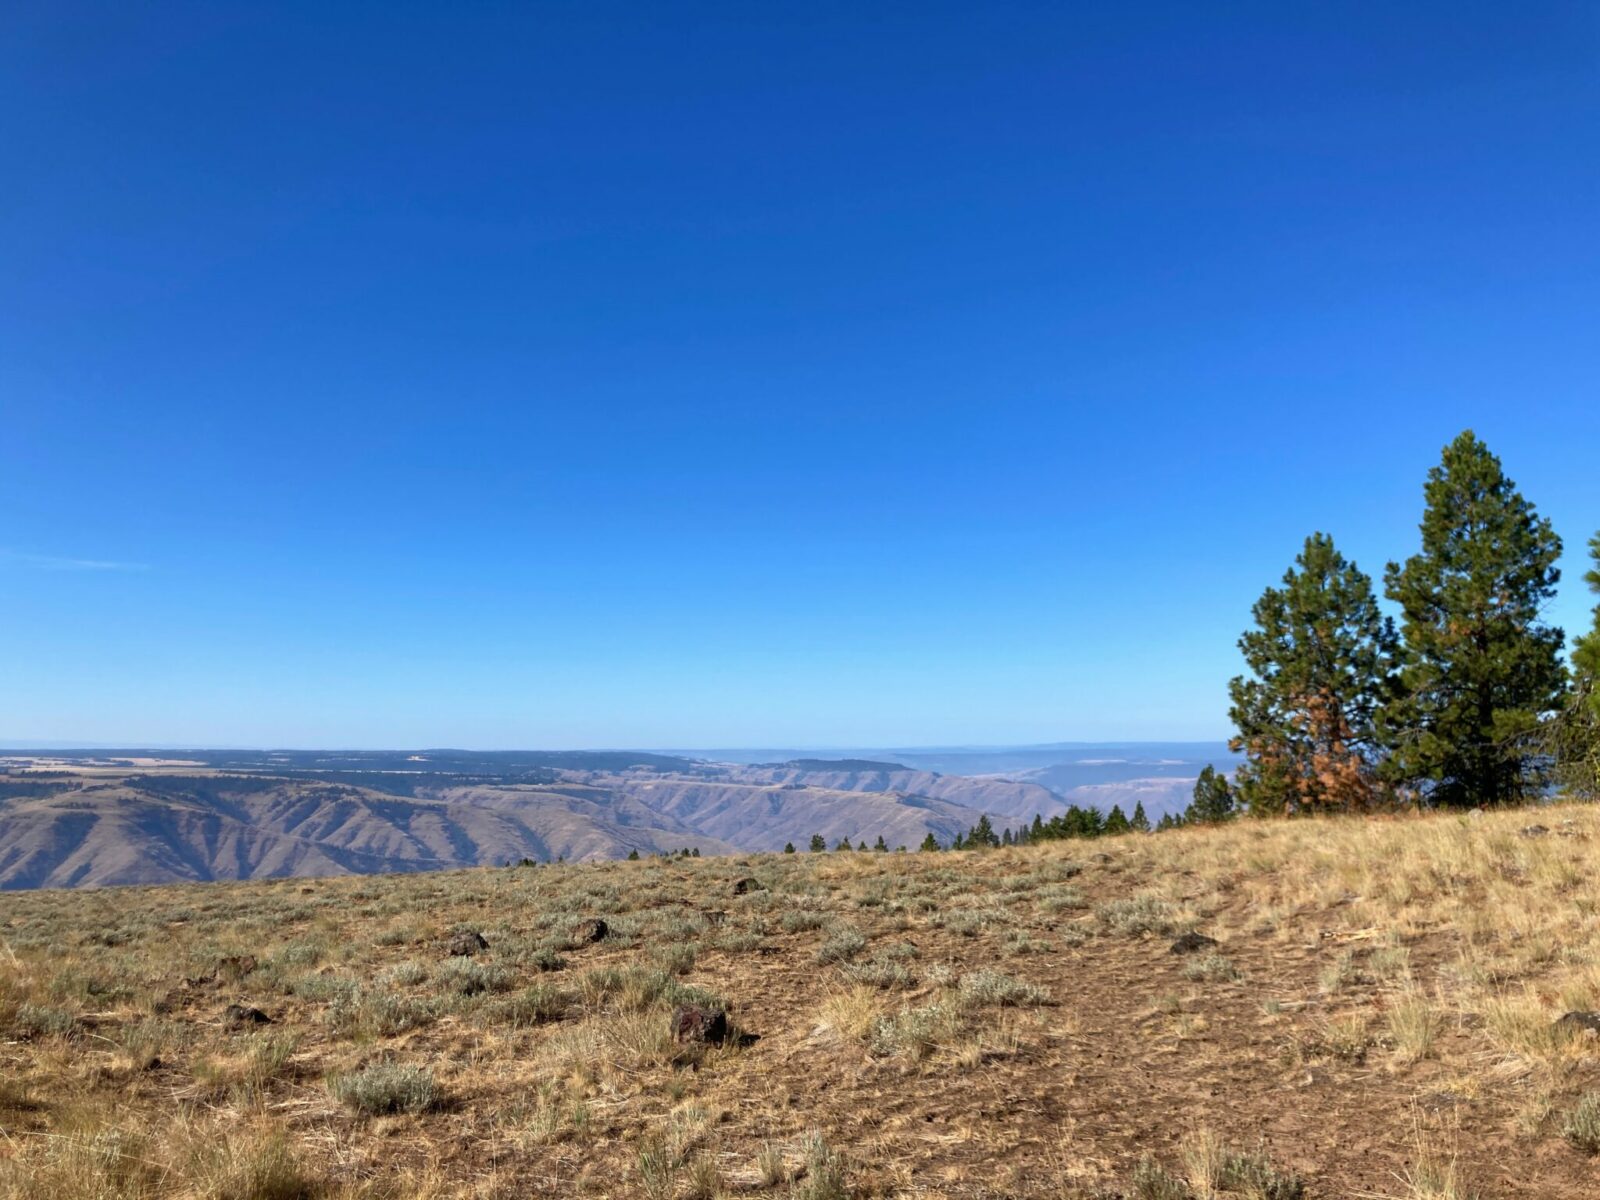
[
  {"xmin": 916, "ymin": 430, "xmax": 1600, "ymax": 852},
  {"xmin": 1210, "ymin": 429, "xmax": 1599, "ymax": 819}
]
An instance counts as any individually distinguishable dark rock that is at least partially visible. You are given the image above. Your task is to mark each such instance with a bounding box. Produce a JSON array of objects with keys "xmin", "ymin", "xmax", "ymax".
[
  {"xmin": 1520, "ymin": 824, "xmax": 1550, "ymax": 838},
  {"xmin": 731, "ymin": 877, "xmax": 766, "ymax": 896},
  {"xmin": 445, "ymin": 930, "xmax": 489, "ymax": 957},
  {"xmin": 223, "ymin": 1004, "xmax": 272, "ymax": 1030},
  {"xmin": 670, "ymin": 1003, "xmax": 728, "ymax": 1046},
  {"xmin": 1169, "ymin": 932, "xmax": 1219, "ymax": 955},
  {"xmin": 1556, "ymin": 1011, "xmax": 1600, "ymax": 1036},
  {"xmin": 570, "ymin": 918, "xmax": 609, "ymax": 945}
]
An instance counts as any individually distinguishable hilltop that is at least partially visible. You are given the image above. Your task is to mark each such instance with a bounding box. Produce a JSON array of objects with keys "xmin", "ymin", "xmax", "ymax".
[{"xmin": 3, "ymin": 805, "xmax": 1600, "ymax": 1197}]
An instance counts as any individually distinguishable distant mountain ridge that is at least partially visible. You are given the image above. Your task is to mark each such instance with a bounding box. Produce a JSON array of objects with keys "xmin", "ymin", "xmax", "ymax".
[{"xmin": 0, "ymin": 745, "xmax": 1240, "ymax": 889}]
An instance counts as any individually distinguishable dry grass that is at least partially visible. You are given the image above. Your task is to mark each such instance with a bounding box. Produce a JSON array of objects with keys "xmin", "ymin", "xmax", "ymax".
[{"xmin": 4, "ymin": 805, "xmax": 1600, "ymax": 1195}]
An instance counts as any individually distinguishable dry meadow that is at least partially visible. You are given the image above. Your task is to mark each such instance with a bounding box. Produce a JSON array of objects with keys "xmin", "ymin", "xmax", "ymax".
[{"xmin": 5, "ymin": 806, "xmax": 1600, "ymax": 1198}]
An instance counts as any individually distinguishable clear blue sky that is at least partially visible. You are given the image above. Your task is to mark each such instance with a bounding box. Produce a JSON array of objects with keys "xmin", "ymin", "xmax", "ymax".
[{"xmin": 3, "ymin": 2, "xmax": 1597, "ymax": 748}]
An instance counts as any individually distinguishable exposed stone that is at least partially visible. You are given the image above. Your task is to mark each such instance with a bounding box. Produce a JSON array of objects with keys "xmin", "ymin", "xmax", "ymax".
[
  {"xmin": 445, "ymin": 930, "xmax": 489, "ymax": 957},
  {"xmin": 731, "ymin": 877, "xmax": 766, "ymax": 896},
  {"xmin": 1169, "ymin": 931, "xmax": 1219, "ymax": 955},
  {"xmin": 1520, "ymin": 824, "xmax": 1550, "ymax": 838},
  {"xmin": 670, "ymin": 1003, "xmax": 728, "ymax": 1046},
  {"xmin": 1556, "ymin": 1011, "xmax": 1600, "ymax": 1036},
  {"xmin": 570, "ymin": 918, "xmax": 609, "ymax": 945},
  {"xmin": 223, "ymin": 1004, "xmax": 272, "ymax": 1030}
]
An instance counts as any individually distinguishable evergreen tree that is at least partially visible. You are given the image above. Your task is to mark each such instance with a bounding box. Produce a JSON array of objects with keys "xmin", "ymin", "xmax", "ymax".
[
  {"xmin": 967, "ymin": 814, "xmax": 999, "ymax": 848},
  {"xmin": 1229, "ymin": 532, "xmax": 1399, "ymax": 815},
  {"xmin": 1184, "ymin": 766, "xmax": 1235, "ymax": 824},
  {"xmin": 951, "ymin": 831, "xmax": 966, "ymax": 850},
  {"xmin": 1155, "ymin": 812, "xmax": 1178, "ymax": 832},
  {"xmin": 1104, "ymin": 804, "xmax": 1131, "ymax": 835},
  {"xmin": 1574, "ymin": 532, "xmax": 1600, "ymax": 716},
  {"xmin": 626, "ymin": 849, "xmax": 640, "ymax": 861},
  {"xmin": 783, "ymin": 842, "xmax": 796, "ymax": 854},
  {"xmin": 833, "ymin": 836, "xmax": 851, "ymax": 852},
  {"xmin": 1551, "ymin": 533, "xmax": 1600, "ymax": 798},
  {"xmin": 1382, "ymin": 431, "xmax": 1566, "ymax": 807},
  {"xmin": 1031, "ymin": 813, "xmax": 1044, "ymax": 840},
  {"xmin": 809, "ymin": 834, "xmax": 826, "ymax": 853},
  {"xmin": 873, "ymin": 834, "xmax": 888, "ymax": 852},
  {"xmin": 1130, "ymin": 800, "xmax": 1150, "ymax": 832},
  {"xmin": 919, "ymin": 832, "xmax": 941, "ymax": 852}
]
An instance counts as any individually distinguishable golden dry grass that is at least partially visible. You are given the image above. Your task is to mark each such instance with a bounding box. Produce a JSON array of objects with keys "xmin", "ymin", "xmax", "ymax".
[{"xmin": 3, "ymin": 805, "xmax": 1600, "ymax": 1196}]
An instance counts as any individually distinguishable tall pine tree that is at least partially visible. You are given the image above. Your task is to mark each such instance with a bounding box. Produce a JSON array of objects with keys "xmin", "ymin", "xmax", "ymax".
[
  {"xmin": 1574, "ymin": 533, "xmax": 1600, "ymax": 715},
  {"xmin": 1228, "ymin": 532, "xmax": 1398, "ymax": 814},
  {"xmin": 1551, "ymin": 533, "xmax": 1600, "ymax": 798},
  {"xmin": 1381, "ymin": 431, "xmax": 1565, "ymax": 807}
]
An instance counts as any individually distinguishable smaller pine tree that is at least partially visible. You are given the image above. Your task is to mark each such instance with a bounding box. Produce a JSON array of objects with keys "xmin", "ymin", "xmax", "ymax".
[
  {"xmin": 873, "ymin": 834, "xmax": 888, "ymax": 852},
  {"xmin": 1130, "ymin": 801, "xmax": 1150, "ymax": 832},
  {"xmin": 919, "ymin": 832, "xmax": 941, "ymax": 852},
  {"xmin": 783, "ymin": 842, "xmax": 796, "ymax": 854},
  {"xmin": 627, "ymin": 849, "xmax": 640, "ymax": 861},
  {"xmin": 1184, "ymin": 766, "xmax": 1236, "ymax": 824},
  {"xmin": 809, "ymin": 834, "xmax": 826, "ymax": 853},
  {"xmin": 1104, "ymin": 805, "xmax": 1131, "ymax": 835},
  {"xmin": 833, "ymin": 836, "xmax": 851, "ymax": 852}
]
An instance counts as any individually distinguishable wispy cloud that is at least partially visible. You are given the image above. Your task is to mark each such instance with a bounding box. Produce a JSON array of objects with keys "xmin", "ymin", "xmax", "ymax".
[{"xmin": 0, "ymin": 549, "xmax": 150, "ymax": 572}]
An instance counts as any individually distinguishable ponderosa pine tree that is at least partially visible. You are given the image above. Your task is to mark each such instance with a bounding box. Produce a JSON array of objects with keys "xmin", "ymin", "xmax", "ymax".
[
  {"xmin": 1184, "ymin": 765, "xmax": 1235, "ymax": 824},
  {"xmin": 1381, "ymin": 431, "xmax": 1566, "ymax": 807},
  {"xmin": 1130, "ymin": 800, "xmax": 1150, "ymax": 832},
  {"xmin": 1574, "ymin": 533, "xmax": 1600, "ymax": 716},
  {"xmin": 919, "ymin": 832, "xmax": 941, "ymax": 852},
  {"xmin": 1551, "ymin": 533, "xmax": 1600, "ymax": 798},
  {"xmin": 1228, "ymin": 532, "xmax": 1398, "ymax": 814}
]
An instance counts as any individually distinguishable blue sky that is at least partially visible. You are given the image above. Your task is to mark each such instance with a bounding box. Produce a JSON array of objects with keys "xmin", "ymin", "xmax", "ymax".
[{"xmin": 3, "ymin": 2, "xmax": 1598, "ymax": 748}]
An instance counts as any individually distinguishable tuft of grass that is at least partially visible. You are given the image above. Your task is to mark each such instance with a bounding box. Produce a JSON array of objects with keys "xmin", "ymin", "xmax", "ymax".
[
  {"xmin": 957, "ymin": 968, "xmax": 1049, "ymax": 1007},
  {"xmin": 1563, "ymin": 1091, "xmax": 1600, "ymax": 1154},
  {"xmin": 789, "ymin": 1132, "xmax": 848, "ymax": 1200},
  {"xmin": 1386, "ymin": 988, "xmax": 1441, "ymax": 1065},
  {"xmin": 1184, "ymin": 953, "xmax": 1242, "ymax": 983},
  {"xmin": 814, "ymin": 924, "xmax": 867, "ymax": 965},
  {"xmin": 328, "ymin": 1062, "xmax": 442, "ymax": 1115},
  {"xmin": 1095, "ymin": 893, "xmax": 1177, "ymax": 936}
]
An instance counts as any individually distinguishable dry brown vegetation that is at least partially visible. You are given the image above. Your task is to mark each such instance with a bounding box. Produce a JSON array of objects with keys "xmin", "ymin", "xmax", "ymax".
[{"xmin": 4, "ymin": 806, "xmax": 1600, "ymax": 1197}]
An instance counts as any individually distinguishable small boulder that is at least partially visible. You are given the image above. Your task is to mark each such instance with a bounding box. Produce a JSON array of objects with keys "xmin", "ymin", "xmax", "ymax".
[
  {"xmin": 223, "ymin": 1004, "xmax": 272, "ymax": 1031},
  {"xmin": 1169, "ymin": 931, "xmax": 1219, "ymax": 955},
  {"xmin": 1556, "ymin": 1011, "xmax": 1600, "ymax": 1036},
  {"xmin": 570, "ymin": 918, "xmax": 609, "ymax": 945},
  {"xmin": 731, "ymin": 877, "xmax": 766, "ymax": 896},
  {"xmin": 670, "ymin": 1003, "xmax": 728, "ymax": 1046},
  {"xmin": 1520, "ymin": 824, "xmax": 1550, "ymax": 838},
  {"xmin": 446, "ymin": 930, "xmax": 489, "ymax": 957}
]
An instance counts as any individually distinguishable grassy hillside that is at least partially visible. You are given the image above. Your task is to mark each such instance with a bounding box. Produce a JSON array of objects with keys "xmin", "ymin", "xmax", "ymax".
[{"xmin": 4, "ymin": 807, "xmax": 1600, "ymax": 1197}]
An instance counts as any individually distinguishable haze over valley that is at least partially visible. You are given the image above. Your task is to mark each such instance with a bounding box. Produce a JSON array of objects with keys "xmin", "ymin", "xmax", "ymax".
[{"xmin": 0, "ymin": 743, "xmax": 1234, "ymax": 889}]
